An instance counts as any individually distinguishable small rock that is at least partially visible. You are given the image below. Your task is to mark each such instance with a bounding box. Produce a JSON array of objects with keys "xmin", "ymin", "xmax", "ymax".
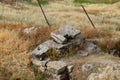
[
  {"xmin": 85, "ymin": 42, "xmax": 101, "ymax": 54},
  {"xmin": 82, "ymin": 64, "xmax": 94, "ymax": 73},
  {"xmin": 67, "ymin": 65, "xmax": 74, "ymax": 73},
  {"xmin": 23, "ymin": 26, "xmax": 38, "ymax": 34}
]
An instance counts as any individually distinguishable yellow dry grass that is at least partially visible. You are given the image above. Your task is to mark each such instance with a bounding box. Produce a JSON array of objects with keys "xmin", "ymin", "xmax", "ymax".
[{"xmin": 0, "ymin": 1, "xmax": 120, "ymax": 80}]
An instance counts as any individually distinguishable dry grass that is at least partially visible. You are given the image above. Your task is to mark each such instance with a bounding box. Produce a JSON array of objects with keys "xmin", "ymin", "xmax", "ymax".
[
  {"xmin": 0, "ymin": 24, "xmax": 56, "ymax": 80},
  {"xmin": 0, "ymin": 1, "xmax": 120, "ymax": 80},
  {"xmin": 0, "ymin": 28, "xmax": 34, "ymax": 80}
]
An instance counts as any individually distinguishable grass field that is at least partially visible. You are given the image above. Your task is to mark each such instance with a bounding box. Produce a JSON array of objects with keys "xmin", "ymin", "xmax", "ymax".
[
  {"xmin": 74, "ymin": 0, "xmax": 120, "ymax": 3},
  {"xmin": 0, "ymin": 0, "xmax": 120, "ymax": 80}
]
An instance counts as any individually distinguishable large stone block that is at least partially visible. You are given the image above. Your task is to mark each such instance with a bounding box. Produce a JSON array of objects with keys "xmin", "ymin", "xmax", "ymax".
[
  {"xmin": 51, "ymin": 25, "xmax": 80, "ymax": 44},
  {"xmin": 31, "ymin": 39, "xmax": 72, "ymax": 60},
  {"xmin": 31, "ymin": 58, "xmax": 50, "ymax": 67},
  {"xmin": 47, "ymin": 61, "xmax": 67, "ymax": 74},
  {"xmin": 58, "ymin": 25, "xmax": 80, "ymax": 38},
  {"xmin": 31, "ymin": 43, "xmax": 49, "ymax": 60}
]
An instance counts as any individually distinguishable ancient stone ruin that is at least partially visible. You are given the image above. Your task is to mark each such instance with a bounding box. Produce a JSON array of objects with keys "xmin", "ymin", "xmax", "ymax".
[{"xmin": 30, "ymin": 25, "xmax": 101, "ymax": 80}]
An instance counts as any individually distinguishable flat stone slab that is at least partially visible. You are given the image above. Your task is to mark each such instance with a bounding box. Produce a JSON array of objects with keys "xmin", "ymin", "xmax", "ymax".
[
  {"xmin": 47, "ymin": 61, "xmax": 67, "ymax": 74},
  {"xmin": 51, "ymin": 25, "xmax": 80, "ymax": 44},
  {"xmin": 51, "ymin": 32, "xmax": 67, "ymax": 44},
  {"xmin": 31, "ymin": 40, "xmax": 65, "ymax": 59},
  {"xmin": 31, "ymin": 58, "xmax": 50, "ymax": 67},
  {"xmin": 58, "ymin": 25, "xmax": 81, "ymax": 38}
]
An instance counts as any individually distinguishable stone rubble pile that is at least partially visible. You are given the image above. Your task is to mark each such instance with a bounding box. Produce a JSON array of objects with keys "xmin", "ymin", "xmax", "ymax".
[{"xmin": 30, "ymin": 25, "xmax": 101, "ymax": 80}]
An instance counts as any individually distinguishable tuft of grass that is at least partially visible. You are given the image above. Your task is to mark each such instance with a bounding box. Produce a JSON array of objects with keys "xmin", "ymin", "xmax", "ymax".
[
  {"xmin": 82, "ymin": 28, "xmax": 112, "ymax": 39},
  {"xmin": 0, "ymin": 15, "xmax": 3, "ymax": 20},
  {"xmin": 31, "ymin": 65, "xmax": 49, "ymax": 80},
  {"xmin": 0, "ymin": 24, "xmax": 56, "ymax": 80},
  {"xmin": 74, "ymin": 0, "xmax": 89, "ymax": 3}
]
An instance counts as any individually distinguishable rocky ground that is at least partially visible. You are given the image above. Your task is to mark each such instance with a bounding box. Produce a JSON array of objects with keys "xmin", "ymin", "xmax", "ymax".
[
  {"xmin": 0, "ymin": 0, "xmax": 120, "ymax": 80},
  {"xmin": 63, "ymin": 54, "xmax": 120, "ymax": 80}
]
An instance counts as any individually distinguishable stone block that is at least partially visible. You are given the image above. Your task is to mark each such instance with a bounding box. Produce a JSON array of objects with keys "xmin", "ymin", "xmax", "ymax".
[
  {"xmin": 47, "ymin": 61, "xmax": 67, "ymax": 74},
  {"xmin": 51, "ymin": 32, "xmax": 67, "ymax": 44},
  {"xmin": 58, "ymin": 25, "xmax": 80, "ymax": 38},
  {"xmin": 51, "ymin": 25, "xmax": 80, "ymax": 44},
  {"xmin": 31, "ymin": 58, "xmax": 48, "ymax": 67}
]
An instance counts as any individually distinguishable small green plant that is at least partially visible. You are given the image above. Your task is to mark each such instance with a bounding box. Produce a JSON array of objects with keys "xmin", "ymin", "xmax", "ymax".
[
  {"xmin": 28, "ymin": 0, "xmax": 49, "ymax": 6},
  {"xmin": 46, "ymin": 48, "xmax": 61, "ymax": 60},
  {"xmin": 32, "ymin": 65, "xmax": 38, "ymax": 75},
  {"xmin": 40, "ymin": 0, "xmax": 48, "ymax": 5},
  {"xmin": 74, "ymin": 0, "xmax": 89, "ymax": 3},
  {"xmin": 46, "ymin": 45, "xmax": 85, "ymax": 59},
  {"xmin": 0, "ymin": 15, "xmax": 3, "ymax": 20},
  {"xmin": 31, "ymin": 65, "xmax": 49, "ymax": 80}
]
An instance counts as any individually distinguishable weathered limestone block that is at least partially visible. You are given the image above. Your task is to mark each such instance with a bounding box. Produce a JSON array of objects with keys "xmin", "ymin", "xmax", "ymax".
[
  {"xmin": 51, "ymin": 32, "xmax": 67, "ymax": 44},
  {"xmin": 58, "ymin": 25, "xmax": 80, "ymax": 38},
  {"xmin": 31, "ymin": 40, "xmax": 65, "ymax": 60},
  {"xmin": 31, "ymin": 43, "xmax": 49, "ymax": 60},
  {"xmin": 31, "ymin": 58, "xmax": 50, "ymax": 67},
  {"xmin": 47, "ymin": 61, "xmax": 67, "ymax": 74},
  {"xmin": 51, "ymin": 25, "xmax": 80, "ymax": 44}
]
